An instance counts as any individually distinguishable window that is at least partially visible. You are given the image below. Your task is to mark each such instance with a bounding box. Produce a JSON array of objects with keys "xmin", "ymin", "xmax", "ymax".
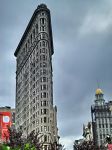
[
  {"xmin": 40, "ymin": 77, "xmax": 47, "ymax": 82},
  {"xmin": 43, "ymin": 62, "xmax": 47, "ymax": 67},
  {"xmin": 42, "ymin": 33, "xmax": 45, "ymax": 39},
  {"xmin": 36, "ymin": 52, "xmax": 38, "ymax": 57},
  {"xmin": 36, "ymin": 66, "xmax": 39, "ymax": 71},
  {"xmin": 43, "ymin": 69, "xmax": 47, "ymax": 75},
  {"xmin": 100, "ymin": 134, "xmax": 102, "ymax": 139},
  {"xmin": 25, "ymin": 43, "xmax": 27, "ymax": 52},
  {"xmin": 33, "ymin": 84, "xmax": 35, "ymax": 89},
  {"xmin": 36, "ymin": 72, "xmax": 39, "ymax": 78},
  {"xmin": 41, "ymin": 101, "xmax": 43, "ymax": 106},
  {"xmin": 42, "ymin": 41, "xmax": 45, "ymax": 47},
  {"xmin": 42, "ymin": 18, "xmax": 45, "ymax": 24},
  {"xmin": 28, "ymin": 39, "xmax": 30, "ymax": 46},
  {"xmin": 33, "ymin": 29, "xmax": 35, "ymax": 38},
  {"xmin": 42, "ymin": 48, "xmax": 45, "ymax": 53},
  {"xmin": 40, "ymin": 18, "xmax": 45, "ymax": 25},
  {"xmin": 41, "ymin": 92, "xmax": 46, "ymax": 98},
  {"xmin": 43, "ymin": 92, "xmax": 46, "ymax": 98},
  {"xmin": 44, "ymin": 135, "xmax": 47, "ymax": 142},
  {"xmin": 43, "ymin": 109, "xmax": 47, "ymax": 114},
  {"xmin": 41, "ymin": 109, "xmax": 43, "ymax": 114},
  {"xmin": 44, "ymin": 126, "xmax": 47, "ymax": 131},
  {"xmin": 31, "ymin": 34, "xmax": 32, "ymax": 43},
  {"xmin": 40, "ymin": 55, "xmax": 42, "ymax": 61},
  {"xmin": 43, "ymin": 77, "xmax": 46, "ymax": 82},
  {"xmin": 33, "ymin": 70, "xmax": 35, "ymax": 74},
  {"xmin": 106, "ymin": 124, "xmax": 108, "ymax": 128},
  {"xmin": 40, "ymin": 69, "xmax": 43, "ymax": 75},
  {"xmin": 42, "ymin": 26, "xmax": 45, "ymax": 31},
  {"xmin": 33, "ymin": 91, "xmax": 35, "ymax": 96},
  {"xmin": 40, "ymin": 63, "xmax": 42, "ymax": 67},
  {"xmin": 33, "ymin": 114, "xmax": 35, "ymax": 118},
  {"xmin": 43, "ymin": 84, "xmax": 46, "ymax": 90},
  {"xmin": 43, "ymin": 55, "xmax": 45, "ymax": 61},
  {"xmin": 36, "ymin": 24, "xmax": 38, "ymax": 34},
  {"xmin": 43, "ymin": 101, "xmax": 47, "ymax": 106},
  {"xmin": 41, "ymin": 84, "xmax": 46, "ymax": 90},
  {"xmin": 41, "ymin": 126, "xmax": 42, "ymax": 132},
  {"xmin": 44, "ymin": 117, "xmax": 47, "ymax": 123}
]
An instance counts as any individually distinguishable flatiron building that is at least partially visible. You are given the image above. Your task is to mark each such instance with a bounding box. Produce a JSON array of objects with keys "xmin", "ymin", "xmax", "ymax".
[{"xmin": 14, "ymin": 4, "xmax": 58, "ymax": 149}]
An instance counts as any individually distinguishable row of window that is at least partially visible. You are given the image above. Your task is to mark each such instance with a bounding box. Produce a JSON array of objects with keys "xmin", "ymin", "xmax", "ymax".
[
  {"xmin": 41, "ymin": 100, "xmax": 49, "ymax": 107},
  {"xmin": 29, "ymin": 100, "xmax": 48, "ymax": 108},
  {"xmin": 99, "ymin": 134, "xmax": 106, "ymax": 139},
  {"xmin": 96, "ymin": 112, "xmax": 111, "ymax": 117},
  {"xmin": 41, "ymin": 126, "xmax": 49, "ymax": 132},
  {"xmin": 17, "ymin": 22, "xmax": 48, "ymax": 68},
  {"xmin": 30, "ymin": 112, "xmax": 39, "ymax": 120},
  {"xmin": 30, "ymin": 62, "xmax": 47, "ymax": 72},
  {"xmin": 30, "ymin": 62, "xmax": 48, "ymax": 75},
  {"xmin": 36, "ymin": 70, "xmax": 48, "ymax": 79},
  {"xmin": 30, "ymin": 76, "xmax": 48, "ymax": 86},
  {"xmin": 96, "ymin": 117, "xmax": 112, "ymax": 124},
  {"xmin": 20, "ymin": 19, "xmax": 46, "ymax": 56},
  {"xmin": 30, "ymin": 40, "xmax": 48, "ymax": 59},
  {"xmin": 17, "ymin": 64, "xmax": 49, "ymax": 96},
  {"xmin": 30, "ymin": 84, "xmax": 49, "ymax": 96},
  {"xmin": 41, "ymin": 108, "xmax": 49, "ymax": 115},
  {"xmin": 41, "ymin": 92, "xmax": 49, "ymax": 98},
  {"xmin": 31, "ymin": 84, "xmax": 48, "ymax": 91},
  {"xmin": 98, "ymin": 124, "xmax": 108, "ymax": 128}
]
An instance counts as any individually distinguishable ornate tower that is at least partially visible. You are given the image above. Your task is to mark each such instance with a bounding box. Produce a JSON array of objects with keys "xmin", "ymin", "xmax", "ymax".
[
  {"xmin": 14, "ymin": 4, "xmax": 58, "ymax": 149},
  {"xmin": 95, "ymin": 88, "xmax": 105, "ymax": 106},
  {"xmin": 91, "ymin": 89, "xmax": 112, "ymax": 147}
]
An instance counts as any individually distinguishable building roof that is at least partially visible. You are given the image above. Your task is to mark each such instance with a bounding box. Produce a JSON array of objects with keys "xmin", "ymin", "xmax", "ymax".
[{"xmin": 14, "ymin": 4, "xmax": 54, "ymax": 57}]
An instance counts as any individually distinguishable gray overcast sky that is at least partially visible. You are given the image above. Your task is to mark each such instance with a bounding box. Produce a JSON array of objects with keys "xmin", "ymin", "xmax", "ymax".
[{"xmin": 1, "ymin": 0, "xmax": 112, "ymax": 149}]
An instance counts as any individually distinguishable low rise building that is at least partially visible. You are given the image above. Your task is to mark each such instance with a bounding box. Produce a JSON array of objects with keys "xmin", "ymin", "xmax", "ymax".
[{"xmin": 0, "ymin": 106, "xmax": 15, "ymax": 142}]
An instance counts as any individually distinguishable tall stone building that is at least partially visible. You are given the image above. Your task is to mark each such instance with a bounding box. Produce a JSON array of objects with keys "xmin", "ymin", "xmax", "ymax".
[
  {"xmin": 14, "ymin": 4, "xmax": 58, "ymax": 149},
  {"xmin": 91, "ymin": 89, "xmax": 112, "ymax": 147}
]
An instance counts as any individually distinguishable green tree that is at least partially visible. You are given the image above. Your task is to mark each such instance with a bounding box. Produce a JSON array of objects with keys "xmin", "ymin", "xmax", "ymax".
[{"xmin": 4, "ymin": 127, "xmax": 43, "ymax": 150}]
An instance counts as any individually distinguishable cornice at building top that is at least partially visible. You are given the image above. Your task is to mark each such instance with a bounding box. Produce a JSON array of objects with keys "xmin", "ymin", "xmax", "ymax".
[{"xmin": 14, "ymin": 4, "xmax": 54, "ymax": 57}]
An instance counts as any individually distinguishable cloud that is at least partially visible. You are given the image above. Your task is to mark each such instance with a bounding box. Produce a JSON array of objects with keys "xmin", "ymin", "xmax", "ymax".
[{"xmin": 79, "ymin": 9, "xmax": 112, "ymax": 35}]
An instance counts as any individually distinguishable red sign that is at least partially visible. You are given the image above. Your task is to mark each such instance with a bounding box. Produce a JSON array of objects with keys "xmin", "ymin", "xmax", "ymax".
[
  {"xmin": 0, "ymin": 112, "xmax": 12, "ymax": 142},
  {"xmin": 108, "ymin": 144, "xmax": 112, "ymax": 150}
]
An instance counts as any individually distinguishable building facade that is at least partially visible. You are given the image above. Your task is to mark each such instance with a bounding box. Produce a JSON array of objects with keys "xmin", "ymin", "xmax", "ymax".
[
  {"xmin": 0, "ymin": 106, "xmax": 15, "ymax": 142},
  {"xmin": 91, "ymin": 89, "xmax": 112, "ymax": 147},
  {"xmin": 14, "ymin": 4, "xmax": 58, "ymax": 149}
]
